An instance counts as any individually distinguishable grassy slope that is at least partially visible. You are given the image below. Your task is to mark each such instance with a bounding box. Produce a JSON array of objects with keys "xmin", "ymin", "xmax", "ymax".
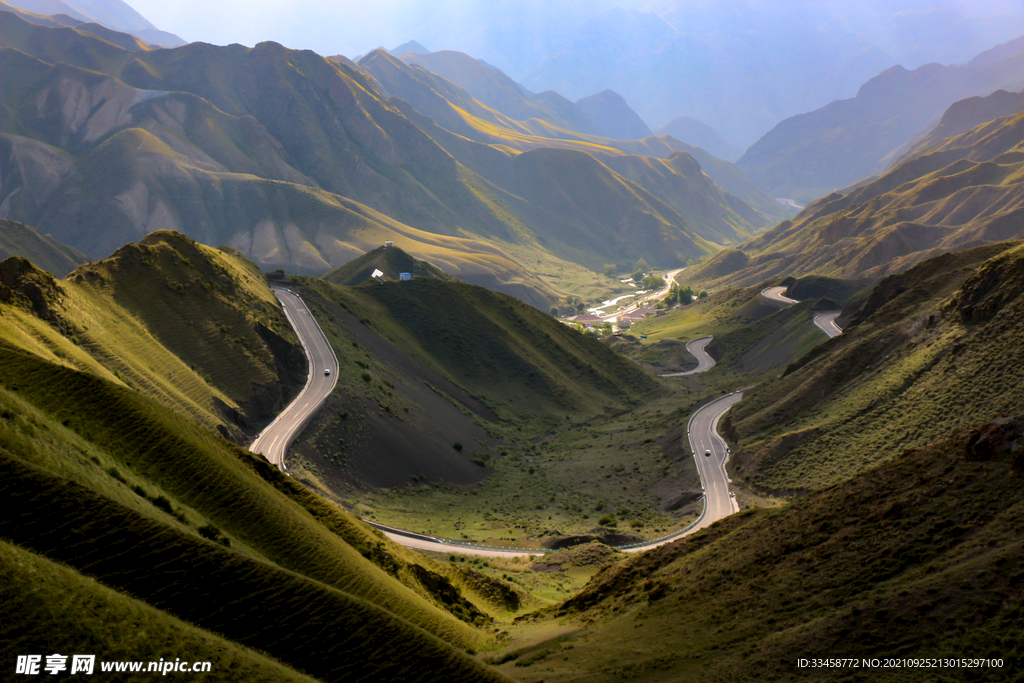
[
  {"xmin": 0, "ymin": 219, "xmax": 86, "ymax": 276},
  {"xmin": 0, "ymin": 231, "xmax": 303, "ymax": 440},
  {"xmin": 722, "ymin": 241, "xmax": 1024, "ymax": 492},
  {"xmin": 693, "ymin": 110, "xmax": 1024, "ymax": 290},
  {"xmin": 0, "ymin": 343, "xmax": 514, "ymax": 681},
  {"xmin": 0, "ymin": 539, "xmax": 321, "ymax": 683},
  {"xmin": 311, "ymin": 277, "xmax": 664, "ymax": 423},
  {"xmin": 272, "ymin": 273, "xmax": 690, "ymax": 545},
  {"xmin": 628, "ymin": 283, "xmax": 832, "ymax": 379},
  {"xmin": 499, "ymin": 414, "xmax": 1024, "ymax": 681}
]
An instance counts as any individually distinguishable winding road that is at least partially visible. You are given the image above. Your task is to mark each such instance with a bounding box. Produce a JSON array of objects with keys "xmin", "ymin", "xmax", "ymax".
[
  {"xmin": 257, "ymin": 278, "xmax": 830, "ymax": 557},
  {"xmin": 762, "ymin": 286, "xmax": 843, "ymax": 339},
  {"xmin": 660, "ymin": 336, "xmax": 715, "ymax": 377},
  {"xmin": 814, "ymin": 312, "xmax": 843, "ymax": 338},
  {"xmin": 250, "ymin": 288, "xmax": 338, "ymax": 471},
  {"xmin": 760, "ymin": 285, "xmax": 800, "ymax": 307}
]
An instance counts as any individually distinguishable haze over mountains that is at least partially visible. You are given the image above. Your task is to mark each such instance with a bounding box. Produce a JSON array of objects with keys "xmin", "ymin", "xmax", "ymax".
[
  {"xmin": 738, "ymin": 37, "xmax": 1024, "ymax": 203},
  {"xmin": 694, "ymin": 89, "xmax": 1024, "ymax": 289},
  {"xmin": 1, "ymin": 0, "xmax": 183, "ymax": 45}
]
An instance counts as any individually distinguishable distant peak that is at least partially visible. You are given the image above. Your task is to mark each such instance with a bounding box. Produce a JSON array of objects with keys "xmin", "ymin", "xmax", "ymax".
[{"xmin": 390, "ymin": 40, "xmax": 429, "ymax": 56}]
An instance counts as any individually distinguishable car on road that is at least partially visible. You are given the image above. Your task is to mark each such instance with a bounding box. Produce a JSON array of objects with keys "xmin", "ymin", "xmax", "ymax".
[
  {"xmin": 324, "ymin": 369, "xmax": 330, "ymax": 376},
  {"xmin": 705, "ymin": 449, "xmax": 711, "ymax": 457}
]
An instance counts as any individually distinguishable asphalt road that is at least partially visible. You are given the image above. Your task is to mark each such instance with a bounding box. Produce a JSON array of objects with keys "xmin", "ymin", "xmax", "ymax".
[
  {"xmin": 660, "ymin": 336, "xmax": 715, "ymax": 377},
  {"xmin": 814, "ymin": 311, "xmax": 843, "ymax": 338},
  {"xmin": 682, "ymin": 393, "xmax": 743, "ymax": 527},
  {"xmin": 249, "ymin": 288, "xmax": 338, "ymax": 471},
  {"xmin": 760, "ymin": 285, "xmax": 799, "ymax": 306},
  {"xmin": 366, "ymin": 391, "xmax": 745, "ymax": 558},
  {"xmin": 254, "ymin": 281, "xmax": 739, "ymax": 557}
]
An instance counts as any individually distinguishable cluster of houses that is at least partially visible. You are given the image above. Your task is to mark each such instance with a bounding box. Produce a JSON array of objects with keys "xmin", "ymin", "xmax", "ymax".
[{"xmin": 567, "ymin": 307, "xmax": 657, "ymax": 330}]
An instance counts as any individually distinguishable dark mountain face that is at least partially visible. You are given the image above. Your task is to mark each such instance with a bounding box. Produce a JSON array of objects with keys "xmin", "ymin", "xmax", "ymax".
[{"xmin": 574, "ymin": 89, "xmax": 652, "ymax": 140}]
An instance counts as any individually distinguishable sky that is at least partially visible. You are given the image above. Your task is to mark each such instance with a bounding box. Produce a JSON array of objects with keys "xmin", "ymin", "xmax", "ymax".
[
  {"xmin": 124, "ymin": 0, "xmax": 647, "ymax": 59},
  {"xmin": 125, "ymin": 0, "xmax": 1024, "ymax": 65}
]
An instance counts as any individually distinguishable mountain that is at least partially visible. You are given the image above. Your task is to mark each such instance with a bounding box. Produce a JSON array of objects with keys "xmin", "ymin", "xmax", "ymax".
[
  {"xmin": 0, "ymin": 15, "xmax": 741, "ymax": 307},
  {"xmin": 737, "ymin": 37, "xmax": 1024, "ymax": 204},
  {"xmin": 691, "ymin": 107, "xmax": 1024, "ymax": 288},
  {"xmin": 653, "ymin": 115, "xmax": 743, "ymax": 163},
  {"xmin": 284, "ymin": 263, "xmax": 666, "ymax": 492},
  {"xmin": 390, "ymin": 39, "xmax": 428, "ymax": 56},
  {"xmin": 724, "ymin": 241, "xmax": 1024, "ymax": 492},
  {"xmin": 401, "ymin": 49, "xmax": 601, "ymax": 135},
  {"xmin": 897, "ymin": 88, "xmax": 1024, "ymax": 164},
  {"xmin": 0, "ymin": 219, "xmax": 86, "ymax": 276},
  {"xmin": 520, "ymin": 2, "xmax": 1024, "ymax": 147},
  {"xmin": 0, "ymin": 230, "xmax": 306, "ymax": 441},
  {"xmin": 574, "ymin": 89, "xmax": 653, "ymax": 140},
  {"xmin": 503, "ymin": 410, "xmax": 1024, "ymax": 680},
  {"xmin": 0, "ymin": 230, "xmax": 534, "ymax": 680},
  {"xmin": 493, "ymin": 240, "xmax": 1024, "ymax": 681},
  {"xmin": 1, "ymin": 0, "xmax": 185, "ymax": 45},
  {"xmin": 359, "ymin": 48, "xmax": 779, "ymax": 245},
  {"xmin": 322, "ymin": 244, "xmax": 451, "ymax": 286}
]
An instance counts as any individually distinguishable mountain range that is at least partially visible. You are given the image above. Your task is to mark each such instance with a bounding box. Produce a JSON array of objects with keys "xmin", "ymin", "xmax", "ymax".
[
  {"xmin": 690, "ymin": 88, "xmax": 1024, "ymax": 289},
  {"xmin": 0, "ymin": 7, "xmax": 795, "ymax": 311},
  {"xmin": 737, "ymin": 36, "xmax": 1024, "ymax": 203},
  {"xmin": 514, "ymin": 1, "xmax": 1024, "ymax": 146},
  {"xmin": 0, "ymin": 0, "xmax": 183, "ymax": 46},
  {"xmin": 4, "ymin": 4, "xmax": 1024, "ymax": 680}
]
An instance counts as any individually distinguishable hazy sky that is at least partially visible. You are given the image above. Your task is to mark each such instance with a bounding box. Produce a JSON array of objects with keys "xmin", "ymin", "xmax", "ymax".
[
  {"xmin": 124, "ymin": 0, "xmax": 1024, "ymax": 74},
  {"xmin": 125, "ymin": 0, "xmax": 648, "ymax": 58}
]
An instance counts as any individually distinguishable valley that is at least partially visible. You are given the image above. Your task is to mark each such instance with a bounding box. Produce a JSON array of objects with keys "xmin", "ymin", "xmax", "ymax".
[{"xmin": 1, "ymin": 1, "xmax": 1023, "ymax": 681}]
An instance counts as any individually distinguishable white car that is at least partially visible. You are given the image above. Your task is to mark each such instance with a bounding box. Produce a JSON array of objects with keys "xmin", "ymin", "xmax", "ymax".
[
  {"xmin": 704, "ymin": 449, "xmax": 711, "ymax": 457},
  {"xmin": 324, "ymin": 369, "xmax": 330, "ymax": 376}
]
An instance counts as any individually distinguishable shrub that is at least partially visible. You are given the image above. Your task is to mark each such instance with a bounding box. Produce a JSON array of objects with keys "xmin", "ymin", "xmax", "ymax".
[
  {"xmin": 198, "ymin": 524, "xmax": 231, "ymax": 547},
  {"xmin": 361, "ymin": 372, "xmax": 371, "ymax": 382},
  {"xmin": 598, "ymin": 514, "xmax": 618, "ymax": 527}
]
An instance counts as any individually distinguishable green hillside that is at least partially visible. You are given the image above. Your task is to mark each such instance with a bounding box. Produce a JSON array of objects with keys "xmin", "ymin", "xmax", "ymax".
[
  {"xmin": 0, "ymin": 342, "xmax": 515, "ymax": 681},
  {"xmin": 498, "ymin": 412, "xmax": 1024, "ymax": 681},
  {"xmin": 323, "ymin": 244, "xmax": 452, "ymax": 286},
  {"xmin": 722, "ymin": 241, "xmax": 1024, "ymax": 492},
  {"xmin": 266, "ymin": 268, "xmax": 674, "ymax": 545},
  {"xmin": 692, "ymin": 109, "xmax": 1024, "ymax": 289},
  {"xmin": 311, "ymin": 276, "xmax": 664, "ymax": 423},
  {"xmin": 0, "ymin": 230, "xmax": 304, "ymax": 441}
]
